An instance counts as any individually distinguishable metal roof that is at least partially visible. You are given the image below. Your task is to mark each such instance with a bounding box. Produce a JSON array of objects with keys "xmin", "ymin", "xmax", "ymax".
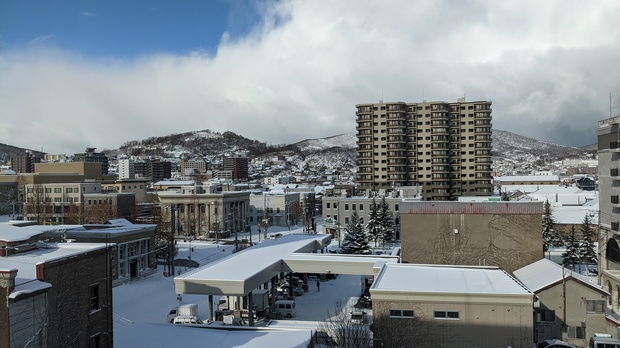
[
  {"xmin": 174, "ymin": 233, "xmax": 398, "ymax": 296},
  {"xmin": 401, "ymin": 201, "xmax": 543, "ymax": 215}
]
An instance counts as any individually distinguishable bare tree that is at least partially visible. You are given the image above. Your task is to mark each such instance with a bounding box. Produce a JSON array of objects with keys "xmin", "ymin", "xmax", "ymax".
[{"xmin": 317, "ymin": 301, "xmax": 372, "ymax": 348}]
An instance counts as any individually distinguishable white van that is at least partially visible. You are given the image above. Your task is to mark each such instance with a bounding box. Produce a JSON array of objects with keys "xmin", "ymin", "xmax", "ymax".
[
  {"xmin": 590, "ymin": 333, "xmax": 620, "ymax": 348},
  {"xmin": 274, "ymin": 300, "xmax": 296, "ymax": 318}
]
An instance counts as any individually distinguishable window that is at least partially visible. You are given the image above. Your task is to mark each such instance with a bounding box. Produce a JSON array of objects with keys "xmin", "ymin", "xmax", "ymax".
[
  {"xmin": 344, "ymin": 204, "xmax": 349, "ymax": 211},
  {"xmin": 326, "ymin": 203, "xmax": 331, "ymax": 209},
  {"xmin": 567, "ymin": 326, "xmax": 585, "ymax": 339},
  {"xmin": 89, "ymin": 333, "xmax": 101, "ymax": 348},
  {"xmin": 434, "ymin": 311, "xmax": 459, "ymax": 320},
  {"xmin": 54, "ymin": 187, "xmax": 62, "ymax": 193},
  {"xmin": 66, "ymin": 188, "xmax": 73, "ymax": 193},
  {"xmin": 536, "ymin": 309, "xmax": 555, "ymax": 322},
  {"xmin": 586, "ymin": 300, "xmax": 605, "ymax": 313},
  {"xmin": 90, "ymin": 284, "xmax": 100, "ymax": 311},
  {"xmin": 390, "ymin": 309, "xmax": 414, "ymax": 318}
]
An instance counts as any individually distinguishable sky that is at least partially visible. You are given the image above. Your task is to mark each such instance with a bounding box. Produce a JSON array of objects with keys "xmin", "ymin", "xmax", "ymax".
[{"xmin": 1, "ymin": 0, "xmax": 619, "ymax": 154}]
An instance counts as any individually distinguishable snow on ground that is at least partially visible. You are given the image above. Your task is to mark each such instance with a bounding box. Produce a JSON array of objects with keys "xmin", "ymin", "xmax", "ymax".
[{"xmin": 113, "ymin": 220, "xmax": 365, "ymax": 347}]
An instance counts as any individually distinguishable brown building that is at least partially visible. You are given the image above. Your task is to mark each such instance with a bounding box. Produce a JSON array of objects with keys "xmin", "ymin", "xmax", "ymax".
[
  {"xmin": 223, "ymin": 156, "xmax": 249, "ymax": 182},
  {"xmin": 10, "ymin": 151, "xmax": 41, "ymax": 173},
  {"xmin": 0, "ymin": 242, "xmax": 113, "ymax": 347},
  {"xmin": 355, "ymin": 100, "xmax": 493, "ymax": 200},
  {"xmin": 400, "ymin": 201, "xmax": 543, "ymax": 274}
]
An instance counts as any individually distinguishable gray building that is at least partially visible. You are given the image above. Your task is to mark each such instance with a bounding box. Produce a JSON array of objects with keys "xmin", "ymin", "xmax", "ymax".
[{"xmin": 598, "ymin": 115, "xmax": 620, "ymax": 274}]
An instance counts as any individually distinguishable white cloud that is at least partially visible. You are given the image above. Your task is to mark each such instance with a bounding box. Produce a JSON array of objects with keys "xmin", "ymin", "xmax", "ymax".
[{"xmin": 1, "ymin": 0, "xmax": 619, "ymax": 154}]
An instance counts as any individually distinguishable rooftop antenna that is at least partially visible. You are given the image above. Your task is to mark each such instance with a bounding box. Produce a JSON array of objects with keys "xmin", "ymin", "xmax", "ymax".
[
  {"xmin": 464, "ymin": 87, "xmax": 466, "ymax": 101},
  {"xmin": 611, "ymin": 93, "xmax": 613, "ymax": 118},
  {"xmin": 422, "ymin": 88, "xmax": 425, "ymax": 102}
]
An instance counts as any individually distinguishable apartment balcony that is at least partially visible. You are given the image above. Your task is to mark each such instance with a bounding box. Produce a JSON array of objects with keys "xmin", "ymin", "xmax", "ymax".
[
  {"xmin": 431, "ymin": 127, "xmax": 449, "ymax": 135},
  {"xmin": 475, "ymin": 142, "xmax": 492, "ymax": 149},
  {"xmin": 475, "ymin": 157, "xmax": 492, "ymax": 164},
  {"xmin": 432, "ymin": 165, "xmax": 450, "ymax": 173},
  {"xmin": 357, "ymin": 137, "xmax": 373, "ymax": 145},
  {"xmin": 356, "ymin": 122, "xmax": 372, "ymax": 130},
  {"xmin": 475, "ymin": 135, "xmax": 492, "ymax": 142},
  {"xmin": 432, "ymin": 150, "xmax": 450, "ymax": 158},
  {"xmin": 474, "ymin": 111, "xmax": 492, "ymax": 118},
  {"xmin": 475, "ymin": 126, "xmax": 492, "ymax": 134},
  {"xmin": 356, "ymin": 113, "xmax": 372, "ymax": 120},
  {"xmin": 431, "ymin": 112, "xmax": 449, "ymax": 119},
  {"xmin": 386, "ymin": 112, "xmax": 406, "ymax": 121}
]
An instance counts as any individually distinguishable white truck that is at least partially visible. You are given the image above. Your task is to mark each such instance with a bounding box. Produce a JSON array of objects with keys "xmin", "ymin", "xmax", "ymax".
[
  {"xmin": 177, "ymin": 304, "xmax": 198, "ymax": 317},
  {"xmin": 252, "ymin": 289, "xmax": 270, "ymax": 315}
]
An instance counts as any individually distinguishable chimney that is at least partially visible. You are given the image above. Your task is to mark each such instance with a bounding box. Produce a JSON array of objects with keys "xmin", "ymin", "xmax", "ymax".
[{"xmin": 0, "ymin": 268, "xmax": 18, "ymax": 294}]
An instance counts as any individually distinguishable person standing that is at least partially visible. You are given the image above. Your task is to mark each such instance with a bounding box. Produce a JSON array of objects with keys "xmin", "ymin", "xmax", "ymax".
[{"xmin": 316, "ymin": 280, "xmax": 320, "ymax": 292}]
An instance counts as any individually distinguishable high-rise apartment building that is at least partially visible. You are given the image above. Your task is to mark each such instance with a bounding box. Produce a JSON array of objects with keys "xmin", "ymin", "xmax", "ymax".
[{"xmin": 355, "ymin": 99, "xmax": 493, "ymax": 200}]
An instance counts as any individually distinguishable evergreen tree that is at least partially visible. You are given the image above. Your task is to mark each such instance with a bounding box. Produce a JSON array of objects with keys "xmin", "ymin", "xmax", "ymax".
[
  {"xmin": 377, "ymin": 197, "xmax": 395, "ymax": 246},
  {"xmin": 562, "ymin": 226, "xmax": 580, "ymax": 270},
  {"xmin": 542, "ymin": 200, "xmax": 563, "ymax": 254},
  {"xmin": 365, "ymin": 198, "xmax": 381, "ymax": 247},
  {"xmin": 579, "ymin": 213, "xmax": 597, "ymax": 270},
  {"xmin": 340, "ymin": 210, "xmax": 371, "ymax": 255}
]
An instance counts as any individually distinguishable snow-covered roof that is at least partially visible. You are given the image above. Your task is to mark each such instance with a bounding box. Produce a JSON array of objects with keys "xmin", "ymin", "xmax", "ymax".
[
  {"xmin": 495, "ymin": 175, "xmax": 560, "ymax": 182},
  {"xmin": 175, "ymin": 233, "xmax": 398, "ymax": 296},
  {"xmin": 0, "ymin": 223, "xmax": 47, "ymax": 243},
  {"xmin": 8, "ymin": 279, "xmax": 52, "ymax": 299},
  {"xmin": 115, "ymin": 323, "xmax": 312, "ymax": 348},
  {"xmin": 0, "ymin": 243, "xmax": 108, "ymax": 280},
  {"xmin": 514, "ymin": 258, "xmax": 606, "ymax": 294},
  {"xmin": 371, "ymin": 263, "xmax": 531, "ymax": 296}
]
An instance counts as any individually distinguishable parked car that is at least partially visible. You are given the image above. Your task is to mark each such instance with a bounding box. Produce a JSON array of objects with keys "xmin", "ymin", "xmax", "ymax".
[
  {"xmin": 277, "ymin": 282, "xmax": 303, "ymax": 296},
  {"xmin": 537, "ymin": 339, "xmax": 577, "ymax": 348}
]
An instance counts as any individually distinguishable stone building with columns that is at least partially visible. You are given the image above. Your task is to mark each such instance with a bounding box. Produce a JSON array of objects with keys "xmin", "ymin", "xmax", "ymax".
[{"xmin": 157, "ymin": 185, "xmax": 251, "ymax": 240}]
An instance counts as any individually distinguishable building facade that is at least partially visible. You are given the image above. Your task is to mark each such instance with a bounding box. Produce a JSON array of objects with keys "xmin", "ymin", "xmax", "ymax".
[
  {"xmin": 400, "ymin": 201, "xmax": 543, "ymax": 274},
  {"xmin": 223, "ymin": 157, "xmax": 249, "ymax": 182},
  {"xmin": 157, "ymin": 187, "xmax": 251, "ymax": 240},
  {"xmin": 371, "ymin": 263, "xmax": 534, "ymax": 348},
  {"xmin": 134, "ymin": 159, "xmax": 172, "ymax": 183},
  {"xmin": 515, "ymin": 259, "xmax": 611, "ymax": 346},
  {"xmin": 73, "ymin": 147, "xmax": 109, "ymax": 174},
  {"xmin": 0, "ymin": 243, "xmax": 113, "ymax": 347},
  {"xmin": 10, "ymin": 151, "xmax": 41, "ymax": 174},
  {"xmin": 118, "ymin": 158, "xmax": 135, "ymax": 179},
  {"xmin": 598, "ymin": 115, "xmax": 620, "ymax": 274},
  {"xmin": 321, "ymin": 196, "xmax": 402, "ymax": 240},
  {"xmin": 355, "ymin": 100, "xmax": 493, "ymax": 200}
]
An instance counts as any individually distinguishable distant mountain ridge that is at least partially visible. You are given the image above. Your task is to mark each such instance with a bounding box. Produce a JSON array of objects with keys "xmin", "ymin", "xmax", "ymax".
[{"xmin": 0, "ymin": 129, "xmax": 594, "ymax": 169}]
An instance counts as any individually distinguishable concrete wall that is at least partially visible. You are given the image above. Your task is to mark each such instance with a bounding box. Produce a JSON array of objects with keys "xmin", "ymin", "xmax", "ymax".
[
  {"xmin": 372, "ymin": 299, "xmax": 534, "ymax": 348},
  {"xmin": 401, "ymin": 211, "xmax": 542, "ymax": 274}
]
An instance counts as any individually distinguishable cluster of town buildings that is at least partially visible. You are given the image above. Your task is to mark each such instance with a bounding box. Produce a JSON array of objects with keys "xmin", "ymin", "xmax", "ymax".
[{"xmin": 1, "ymin": 101, "xmax": 619, "ymax": 347}]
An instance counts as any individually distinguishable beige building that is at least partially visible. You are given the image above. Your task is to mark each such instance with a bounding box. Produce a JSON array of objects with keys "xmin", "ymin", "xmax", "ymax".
[
  {"xmin": 598, "ymin": 115, "xmax": 620, "ymax": 274},
  {"xmin": 321, "ymin": 196, "xmax": 402, "ymax": 240},
  {"xmin": 157, "ymin": 186, "xmax": 250, "ymax": 240},
  {"xmin": 400, "ymin": 201, "xmax": 543, "ymax": 274},
  {"xmin": 370, "ymin": 263, "xmax": 535, "ymax": 347},
  {"xmin": 101, "ymin": 178, "xmax": 148, "ymax": 204},
  {"xmin": 355, "ymin": 100, "xmax": 493, "ymax": 201},
  {"xmin": 516, "ymin": 259, "xmax": 611, "ymax": 346}
]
